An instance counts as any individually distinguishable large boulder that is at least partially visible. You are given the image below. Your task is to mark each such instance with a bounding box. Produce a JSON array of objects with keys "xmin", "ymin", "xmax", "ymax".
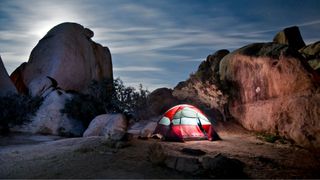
[
  {"xmin": 83, "ymin": 114, "xmax": 128, "ymax": 141},
  {"xmin": 219, "ymin": 42, "xmax": 320, "ymax": 148},
  {"xmin": 10, "ymin": 22, "xmax": 113, "ymax": 96},
  {"xmin": 146, "ymin": 88, "xmax": 180, "ymax": 117},
  {"xmin": 0, "ymin": 56, "xmax": 17, "ymax": 96},
  {"xmin": 273, "ymin": 26, "xmax": 306, "ymax": 50},
  {"xmin": 14, "ymin": 88, "xmax": 85, "ymax": 136}
]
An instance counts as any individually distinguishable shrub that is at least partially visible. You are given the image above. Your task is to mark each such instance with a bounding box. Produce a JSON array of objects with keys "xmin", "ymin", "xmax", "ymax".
[
  {"xmin": 110, "ymin": 78, "xmax": 149, "ymax": 117},
  {"xmin": 62, "ymin": 77, "xmax": 149, "ymax": 127},
  {"xmin": 62, "ymin": 92, "xmax": 105, "ymax": 127},
  {"xmin": 0, "ymin": 93, "xmax": 43, "ymax": 134},
  {"xmin": 256, "ymin": 132, "xmax": 286, "ymax": 143}
]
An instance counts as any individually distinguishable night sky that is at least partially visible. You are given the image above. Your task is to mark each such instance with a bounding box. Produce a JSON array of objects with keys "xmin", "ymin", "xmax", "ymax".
[{"xmin": 1, "ymin": 0, "xmax": 320, "ymax": 90}]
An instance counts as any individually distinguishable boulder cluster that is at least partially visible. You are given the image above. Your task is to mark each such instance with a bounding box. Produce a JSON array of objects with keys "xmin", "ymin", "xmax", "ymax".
[{"xmin": 0, "ymin": 23, "xmax": 319, "ymax": 149}]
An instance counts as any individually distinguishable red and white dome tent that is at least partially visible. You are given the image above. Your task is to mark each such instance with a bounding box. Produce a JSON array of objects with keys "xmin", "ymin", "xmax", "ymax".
[{"xmin": 153, "ymin": 104, "xmax": 220, "ymax": 142}]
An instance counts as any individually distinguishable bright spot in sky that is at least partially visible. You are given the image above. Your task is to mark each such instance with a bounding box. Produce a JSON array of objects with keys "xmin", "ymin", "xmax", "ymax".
[
  {"xmin": 0, "ymin": 0, "xmax": 320, "ymax": 90},
  {"xmin": 33, "ymin": 22, "xmax": 57, "ymax": 38}
]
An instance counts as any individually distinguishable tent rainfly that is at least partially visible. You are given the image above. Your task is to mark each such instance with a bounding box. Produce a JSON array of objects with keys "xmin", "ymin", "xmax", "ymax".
[{"xmin": 153, "ymin": 104, "xmax": 220, "ymax": 141}]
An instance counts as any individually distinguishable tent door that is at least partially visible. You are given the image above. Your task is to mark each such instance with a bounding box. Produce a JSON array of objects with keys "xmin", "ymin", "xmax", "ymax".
[{"xmin": 197, "ymin": 117, "xmax": 208, "ymax": 139}]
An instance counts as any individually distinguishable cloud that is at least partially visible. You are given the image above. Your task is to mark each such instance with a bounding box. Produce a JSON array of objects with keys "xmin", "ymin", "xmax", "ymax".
[
  {"xmin": 120, "ymin": 3, "xmax": 163, "ymax": 19},
  {"xmin": 114, "ymin": 66, "xmax": 164, "ymax": 72},
  {"xmin": 0, "ymin": 0, "xmax": 320, "ymax": 91},
  {"xmin": 297, "ymin": 20, "xmax": 320, "ymax": 27},
  {"xmin": 117, "ymin": 75, "xmax": 172, "ymax": 91}
]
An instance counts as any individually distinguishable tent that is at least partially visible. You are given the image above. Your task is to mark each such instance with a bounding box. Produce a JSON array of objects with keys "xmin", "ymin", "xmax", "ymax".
[{"xmin": 153, "ymin": 104, "xmax": 220, "ymax": 141}]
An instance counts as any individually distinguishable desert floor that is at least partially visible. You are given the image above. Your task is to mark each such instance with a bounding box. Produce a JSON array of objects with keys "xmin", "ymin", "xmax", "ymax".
[{"xmin": 0, "ymin": 123, "xmax": 319, "ymax": 179}]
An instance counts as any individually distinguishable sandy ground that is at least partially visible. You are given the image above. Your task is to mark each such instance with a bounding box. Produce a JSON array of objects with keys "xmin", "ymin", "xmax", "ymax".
[{"xmin": 0, "ymin": 124, "xmax": 319, "ymax": 179}]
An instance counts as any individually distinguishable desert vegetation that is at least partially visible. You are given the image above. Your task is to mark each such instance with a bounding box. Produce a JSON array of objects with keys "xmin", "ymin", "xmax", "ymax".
[
  {"xmin": 62, "ymin": 77, "xmax": 149, "ymax": 127},
  {"xmin": 0, "ymin": 93, "xmax": 43, "ymax": 134}
]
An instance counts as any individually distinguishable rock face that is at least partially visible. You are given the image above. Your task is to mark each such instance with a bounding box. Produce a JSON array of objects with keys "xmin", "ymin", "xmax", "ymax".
[
  {"xmin": 83, "ymin": 114, "xmax": 128, "ymax": 141},
  {"xmin": 220, "ymin": 43, "xmax": 316, "ymax": 104},
  {"xmin": 273, "ymin": 26, "xmax": 306, "ymax": 50},
  {"xmin": 15, "ymin": 88, "xmax": 85, "ymax": 137},
  {"xmin": 219, "ymin": 42, "xmax": 320, "ymax": 148},
  {"xmin": 10, "ymin": 22, "xmax": 113, "ymax": 96},
  {"xmin": 0, "ymin": 56, "xmax": 17, "ymax": 96},
  {"xmin": 230, "ymin": 93, "xmax": 320, "ymax": 148}
]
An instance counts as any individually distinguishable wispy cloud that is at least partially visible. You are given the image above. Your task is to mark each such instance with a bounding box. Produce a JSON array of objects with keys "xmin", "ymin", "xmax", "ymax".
[
  {"xmin": 114, "ymin": 66, "xmax": 164, "ymax": 72},
  {"xmin": 0, "ymin": 0, "xmax": 319, "ymax": 90}
]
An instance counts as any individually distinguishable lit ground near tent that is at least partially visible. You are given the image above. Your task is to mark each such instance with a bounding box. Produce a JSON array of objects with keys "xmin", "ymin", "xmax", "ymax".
[{"xmin": 0, "ymin": 123, "xmax": 319, "ymax": 179}]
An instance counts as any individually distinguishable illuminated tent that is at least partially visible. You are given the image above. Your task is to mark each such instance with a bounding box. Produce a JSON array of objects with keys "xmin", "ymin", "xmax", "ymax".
[{"xmin": 153, "ymin": 104, "xmax": 220, "ymax": 141}]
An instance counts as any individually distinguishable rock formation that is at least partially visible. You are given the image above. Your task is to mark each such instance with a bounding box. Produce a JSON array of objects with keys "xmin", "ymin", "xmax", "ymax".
[
  {"xmin": 219, "ymin": 42, "xmax": 320, "ymax": 148},
  {"xmin": 273, "ymin": 26, "xmax": 306, "ymax": 50},
  {"xmin": 172, "ymin": 50, "xmax": 229, "ymax": 121},
  {"xmin": 10, "ymin": 22, "xmax": 113, "ymax": 96},
  {"xmin": 158, "ymin": 26, "xmax": 320, "ymax": 149},
  {"xmin": 0, "ymin": 56, "xmax": 17, "ymax": 96}
]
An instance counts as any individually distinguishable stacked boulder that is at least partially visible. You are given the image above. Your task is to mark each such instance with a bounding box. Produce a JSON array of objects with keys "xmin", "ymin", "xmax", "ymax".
[
  {"xmin": 9, "ymin": 22, "xmax": 114, "ymax": 137},
  {"xmin": 10, "ymin": 22, "xmax": 113, "ymax": 96}
]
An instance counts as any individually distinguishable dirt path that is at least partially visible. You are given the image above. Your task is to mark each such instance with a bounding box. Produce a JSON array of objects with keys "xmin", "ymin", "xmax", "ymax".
[{"xmin": 0, "ymin": 126, "xmax": 319, "ymax": 178}]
